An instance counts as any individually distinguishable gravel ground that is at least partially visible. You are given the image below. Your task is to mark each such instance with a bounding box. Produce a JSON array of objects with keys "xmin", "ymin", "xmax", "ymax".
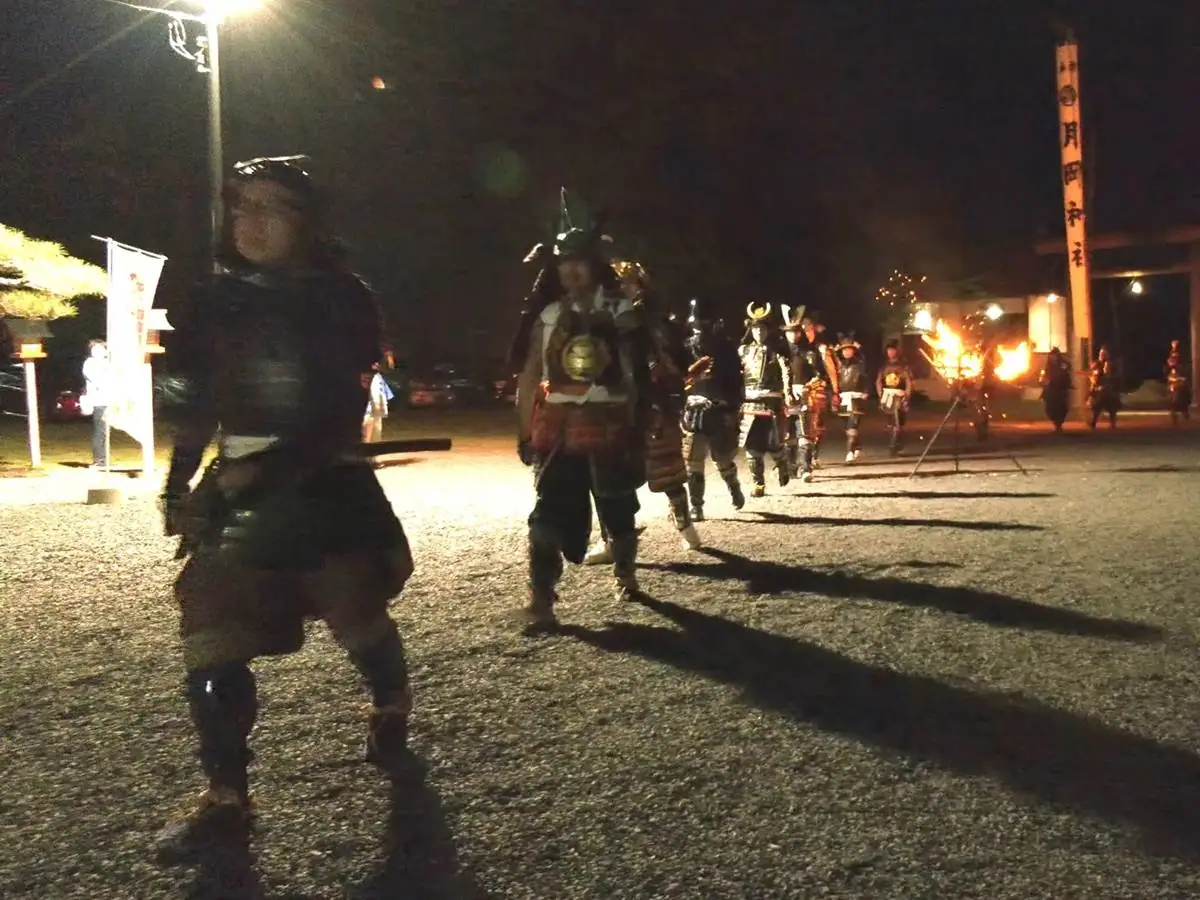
[{"xmin": 2, "ymin": 415, "xmax": 1199, "ymax": 900}]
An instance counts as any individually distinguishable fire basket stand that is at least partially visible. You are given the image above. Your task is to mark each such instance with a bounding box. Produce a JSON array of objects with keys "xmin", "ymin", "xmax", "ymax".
[{"xmin": 908, "ymin": 368, "xmax": 1028, "ymax": 479}]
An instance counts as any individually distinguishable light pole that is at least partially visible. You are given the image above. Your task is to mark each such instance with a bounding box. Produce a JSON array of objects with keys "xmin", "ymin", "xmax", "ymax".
[{"xmin": 112, "ymin": 1, "xmax": 260, "ymax": 271}]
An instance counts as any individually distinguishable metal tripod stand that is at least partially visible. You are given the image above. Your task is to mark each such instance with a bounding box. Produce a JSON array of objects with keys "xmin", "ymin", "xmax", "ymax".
[{"xmin": 909, "ymin": 381, "xmax": 1027, "ymax": 478}]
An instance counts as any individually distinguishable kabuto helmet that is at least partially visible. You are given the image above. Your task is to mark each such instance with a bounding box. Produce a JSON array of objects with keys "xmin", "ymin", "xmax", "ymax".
[
  {"xmin": 835, "ymin": 332, "xmax": 862, "ymax": 355},
  {"xmin": 780, "ymin": 303, "xmax": 807, "ymax": 331},
  {"xmin": 744, "ymin": 302, "xmax": 773, "ymax": 328},
  {"xmin": 224, "ymin": 154, "xmax": 344, "ymax": 269},
  {"xmin": 741, "ymin": 302, "xmax": 776, "ymax": 345},
  {"xmin": 611, "ymin": 259, "xmax": 648, "ymax": 285},
  {"xmin": 229, "ymin": 155, "xmax": 323, "ymax": 212}
]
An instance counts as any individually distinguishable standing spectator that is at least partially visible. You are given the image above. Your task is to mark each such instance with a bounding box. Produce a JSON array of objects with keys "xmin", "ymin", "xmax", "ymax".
[
  {"xmin": 363, "ymin": 364, "xmax": 392, "ymax": 443},
  {"xmin": 81, "ymin": 339, "xmax": 110, "ymax": 468}
]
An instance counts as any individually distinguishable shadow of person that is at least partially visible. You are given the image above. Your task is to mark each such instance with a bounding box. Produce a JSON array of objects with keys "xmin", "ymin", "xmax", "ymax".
[
  {"xmin": 749, "ymin": 510, "xmax": 1046, "ymax": 531},
  {"xmin": 803, "ymin": 490, "xmax": 1055, "ymax": 500},
  {"xmin": 182, "ymin": 830, "xmax": 274, "ymax": 900},
  {"xmin": 561, "ymin": 597, "xmax": 1200, "ymax": 862},
  {"xmin": 354, "ymin": 755, "xmax": 490, "ymax": 900},
  {"xmin": 640, "ymin": 548, "xmax": 1162, "ymax": 643}
]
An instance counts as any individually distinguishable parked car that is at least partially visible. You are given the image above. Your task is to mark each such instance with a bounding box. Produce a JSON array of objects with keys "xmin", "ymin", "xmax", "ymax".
[
  {"xmin": 51, "ymin": 389, "xmax": 85, "ymax": 420},
  {"xmin": 407, "ymin": 376, "xmax": 457, "ymax": 408},
  {"xmin": 0, "ymin": 364, "xmax": 25, "ymax": 417},
  {"xmin": 493, "ymin": 375, "xmax": 517, "ymax": 404}
]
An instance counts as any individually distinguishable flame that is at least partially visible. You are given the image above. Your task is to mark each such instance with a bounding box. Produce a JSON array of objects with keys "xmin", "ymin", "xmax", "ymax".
[
  {"xmin": 994, "ymin": 342, "xmax": 1031, "ymax": 382},
  {"xmin": 922, "ymin": 320, "xmax": 1031, "ymax": 383},
  {"xmin": 922, "ymin": 320, "xmax": 983, "ymax": 380}
]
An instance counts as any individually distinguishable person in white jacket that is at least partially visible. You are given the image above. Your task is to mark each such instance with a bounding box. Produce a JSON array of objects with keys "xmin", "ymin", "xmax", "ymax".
[
  {"xmin": 81, "ymin": 340, "xmax": 110, "ymax": 468},
  {"xmin": 363, "ymin": 365, "xmax": 390, "ymax": 443}
]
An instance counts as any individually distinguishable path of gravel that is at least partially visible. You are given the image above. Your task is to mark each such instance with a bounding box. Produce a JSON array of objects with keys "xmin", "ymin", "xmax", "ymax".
[{"xmin": 2, "ymin": 421, "xmax": 1199, "ymax": 899}]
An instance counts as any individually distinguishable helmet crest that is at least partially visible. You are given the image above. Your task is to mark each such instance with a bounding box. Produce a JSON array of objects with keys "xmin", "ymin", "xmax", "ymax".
[{"xmin": 744, "ymin": 302, "xmax": 773, "ymax": 325}]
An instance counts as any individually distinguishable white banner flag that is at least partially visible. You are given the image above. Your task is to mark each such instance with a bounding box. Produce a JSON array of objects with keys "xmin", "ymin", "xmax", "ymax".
[{"xmin": 105, "ymin": 240, "xmax": 167, "ymax": 448}]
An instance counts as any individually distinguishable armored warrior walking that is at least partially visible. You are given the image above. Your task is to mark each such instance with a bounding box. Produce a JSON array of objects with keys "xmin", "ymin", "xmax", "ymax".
[
  {"xmin": 1165, "ymin": 339, "xmax": 1191, "ymax": 425},
  {"xmin": 875, "ymin": 340, "xmax": 913, "ymax": 455},
  {"xmin": 156, "ymin": 157, "xmax": 415, "ymax": 857},
  {"xmin": 834, "ymin": 334, "xmax": 870, "ymax": 462},
  {"xmin": 1087, "ymin": 345, "xmax": 1121, "ymax": 429},
  {"xmin": 681, "ymin": 298, "xmax": 745, "ymax": 519},
  {"xmin": 781, "ymin": 307, "xmax": 836, "ymax": 481},
  {"xmin": 1039, "ymin": 346, "xmax": 1072, "ymax": 431},
  {"xmin": 739, "ymin": 303, "xmax": 792, "ymax": 496},
  {"xmin": 584, "ymin": 259, "xmax": 700, "ymax": 560},
  {"xmin": 515, "ymin": 227, "xmax": 651, "ymax": 627}
]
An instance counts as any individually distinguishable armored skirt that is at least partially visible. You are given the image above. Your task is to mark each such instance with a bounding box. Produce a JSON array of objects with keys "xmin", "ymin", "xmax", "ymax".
[
  {"xmin": 645, "ymin": 407, "xmax": 687, "ymax": 493},
  {"xmin": 175, "ymin": 462, "xmax": 413, "ymax": 670}
]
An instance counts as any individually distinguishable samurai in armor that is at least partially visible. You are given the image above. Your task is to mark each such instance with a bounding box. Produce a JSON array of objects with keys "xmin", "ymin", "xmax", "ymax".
[
  {"xmin": 875, "ymin": 340, "xmax": 913, "ymax": 455},
  {"xmin": 681, "ymin": 298, "xmax": 745, "ymax": 519},
  {"xmin": 156, "ymin": 157, "xmax": 415, "ymax": 858},
  {"xmin": 618, "ymin": 260, "xmax": 700, "ymax": 549},
  {"xmin": 738, "ymin": 303, "xmax": 792, "ymax": 496},
  {"xmin": 1039, "ymin": 346, "xmax": 1072, "ymax": 431},
  {"xmin": 834, "ymin": 334, "xmax": 870, "ymax": 462},
  {"xmin": 516, "ymin": 227, "xmax": 652, "ymax": 627},
  {"xmin": 1165, "ymin": 339, "xmax": 1191, "ymax": 425},
  {"xmin": 1087, "ymin": 345, "xmax": 1121, "ymax": 429},
  {"xmin": 584, "ymin": 260, "xmax": 700, "ymax": 560},
  {"xmin": 781, "ymin": 307, "xmax": 836, "ymax": 481}
]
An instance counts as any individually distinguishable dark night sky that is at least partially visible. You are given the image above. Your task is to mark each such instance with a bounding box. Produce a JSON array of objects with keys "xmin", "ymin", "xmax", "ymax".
[{"xmin": 1, "ymin": 0, "xmax": 1197, "ymax": 368}]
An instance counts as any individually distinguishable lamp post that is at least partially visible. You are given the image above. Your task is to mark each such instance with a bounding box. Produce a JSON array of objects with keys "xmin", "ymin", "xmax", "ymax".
[{"xmin": 112, "ymin": 1, "xmax": 261, "ymax": 270}]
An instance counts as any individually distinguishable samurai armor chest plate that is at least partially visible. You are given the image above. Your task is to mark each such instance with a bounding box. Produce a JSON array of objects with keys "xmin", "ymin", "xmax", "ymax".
[
  {"xmin": 544, "ymin": 309, "xmax": 624, "ymax": 393},
  {"xmin": 561, "ymin": 334, "xmax": 614, "ymax": 383},
  {"xmin": 881, "ymin": 365, "xmax": 907, "ymax": 391},
  {"xmin": 741, "ymin": 344, "xmax": 782, "ymax": 393}
]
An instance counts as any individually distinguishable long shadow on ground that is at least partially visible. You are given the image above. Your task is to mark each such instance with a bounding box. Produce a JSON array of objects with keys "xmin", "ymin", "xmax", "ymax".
[
  {"xmin": 801, "ymin": 491, "xmax": 1055, "ymax": 500},
  {"xmin": 562, "ymin": 596, "xmax": 1200, "ymax": 862},
  {"xmin": 182, "ymin": 835, "xmax": 316, "ymax": 900},
  {"xmin": 639, "ymin": 548, "xmax": 1162, "ymax": 642},
  {"xmin": 820, "ymin": 466, "xmax": 1040, "ymax": 481},
  {"xmin": 748, "ymin": 510, "xmax": 1045, "ymax": 532},
  {"xmin": 354, "ymin": 755, "xmax": 491, "ymax": 900}
]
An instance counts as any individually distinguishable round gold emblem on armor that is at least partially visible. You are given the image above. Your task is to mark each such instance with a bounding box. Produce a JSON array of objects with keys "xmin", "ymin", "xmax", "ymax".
[
  {"xmin": 885, "ymin": 372, "xmax": 901, "ymax": 388},
  {"xmin": 561, "ymin": 335, "xmax": 611, "ymax": 382}
]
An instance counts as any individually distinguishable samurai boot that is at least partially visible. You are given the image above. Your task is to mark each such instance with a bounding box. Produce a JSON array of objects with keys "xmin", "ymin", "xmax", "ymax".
[
  {"xmin": 785, "ymin": 439, "xmax": 800, "ymax": 478},
  {"xmin": 774, "ymin": 450, "xmax": 791, "ymax": 487},
  {"xmin": 687, "ymin": 471, "xmax": 705, "ymax": 521},
  {"xmin": 610, "ymin": 531, "xmax": 640, "ymax": 600},
  {"xmin": 582, "ymin": 521, "xmax": 613, "ymax": 565},
  {"xmin": 351, "ymin": 626, "xmax": 413, "ymax": 774},
  {"xmin": 845, "ymin": 427, "xmax": 861, "ymax": 463},
  {"xmin": 721, "ymin": 469, "xmax": 746, "ymax": 509},
  {"xmin": 667, "ymin": 489, "xmax": 701, "ymax": 550},
  {"xmin": 365, "ymin": 687, "xmax": 414, "ymax": 776},
  {"xmin": 798, "ymin": 439, "xmax": 816, "ymax": 483},
  {"xmin": 748, "ymin": 454, "xmax": 766, "ymax": 498},
  {"xmin": 522, "ymin": 535, "xmax": 561, "ymax": 628},
  {"xmin": 157, "ymin": 664, "xmax": 256, "ymax": 861}
]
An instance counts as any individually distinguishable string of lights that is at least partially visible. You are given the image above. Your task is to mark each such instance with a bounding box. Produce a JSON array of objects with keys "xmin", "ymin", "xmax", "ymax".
[{"xmin": 874, "ymin": 269, "xmax": 927, "ymax": 310}]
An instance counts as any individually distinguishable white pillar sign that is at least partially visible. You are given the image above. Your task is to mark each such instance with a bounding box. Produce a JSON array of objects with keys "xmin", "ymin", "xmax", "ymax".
[{"xmin": 1056, "ymin": 37, "xmax": 1092, "ymax": 410}]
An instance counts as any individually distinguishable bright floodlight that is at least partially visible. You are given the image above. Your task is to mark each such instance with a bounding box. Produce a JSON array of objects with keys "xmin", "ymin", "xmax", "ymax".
[
  {"xmin": 912, "ymin": 308, "xmax": 934, "ymax": 332},
  {"xmin": 1046, "ymin": 293, "xmax": 1059, "ymax": 304},
  {"xmin": 1129, "ymin": 279, "xmax": 1144, "ymax": 295},
  {"xmin": 984, "ymin": 303, "xmax": 1003, "ymax": 321}
]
